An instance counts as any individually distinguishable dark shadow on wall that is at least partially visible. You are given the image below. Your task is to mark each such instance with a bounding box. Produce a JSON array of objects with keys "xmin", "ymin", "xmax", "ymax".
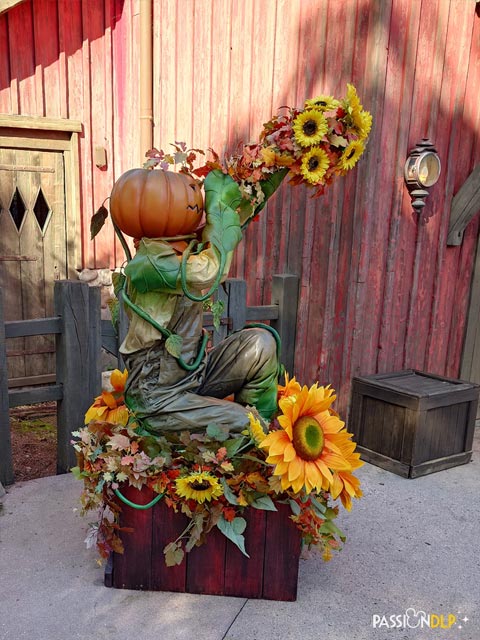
[{"xmin": 0, "ymin": 0, "xmax": 125, "ymax": 90}]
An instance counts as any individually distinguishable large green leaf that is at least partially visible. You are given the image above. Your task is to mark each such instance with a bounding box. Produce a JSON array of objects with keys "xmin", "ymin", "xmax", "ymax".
[
  {"xmin": 165, "ymin": 334, "xmax": 183, "ymax": 358},
  {"xmin": 250, "ymin": 495, "xmax": 277, "ymax": 511},
  {"xmin": 219, "ymin": 477, "xmax": 238, "ymax": 505},
  {"xmin": 124, "ymin": 240, "xmax": 181, "ymax": 293},
  {"xmin": 217, "ymin": 515, "xmax": 249, "ymax": 557},
  {"xmin": 254, "ymin": 169, "xmax": 289, "ymax": 216},
  {"xmin": 203, "ymin": 170, "xmax": 243, "ymax": 254}
]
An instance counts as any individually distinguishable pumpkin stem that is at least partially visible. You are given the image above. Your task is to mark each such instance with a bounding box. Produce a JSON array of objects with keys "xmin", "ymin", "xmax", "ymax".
[{"xmin": 113, "ymin": 221, "xmax": 133, "ymax": 262}]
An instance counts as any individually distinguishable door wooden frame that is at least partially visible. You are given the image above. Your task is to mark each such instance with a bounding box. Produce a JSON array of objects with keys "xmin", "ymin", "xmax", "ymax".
[{"xmin": 0, "ymin": 115, "xmax": 82, "ymax": 275}]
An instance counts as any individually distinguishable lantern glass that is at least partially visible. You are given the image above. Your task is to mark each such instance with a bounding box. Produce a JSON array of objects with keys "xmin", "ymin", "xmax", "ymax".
[{"xmin": 416, "ymin": 152, "xmax": 441, "ymax": 187}]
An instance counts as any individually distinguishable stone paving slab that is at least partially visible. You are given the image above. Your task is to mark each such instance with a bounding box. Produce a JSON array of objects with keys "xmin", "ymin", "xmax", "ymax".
[{"xmin": 1, "ymin": 430, "xmax": 479, "ymax": 640}]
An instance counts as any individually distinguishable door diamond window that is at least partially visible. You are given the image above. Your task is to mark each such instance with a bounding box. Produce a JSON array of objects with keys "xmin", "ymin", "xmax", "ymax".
[
  {"xmin": 9, "ymin": 187, "xmax": 27, "ymax": 231},
  {"xmin": 33, "ymin": 187, "xmax": 51, "ymax": 232}
]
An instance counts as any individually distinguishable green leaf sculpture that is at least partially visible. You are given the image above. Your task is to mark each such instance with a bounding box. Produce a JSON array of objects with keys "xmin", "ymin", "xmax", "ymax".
[
  {"xmin": 217, "ymin": 515, "xmax": 249, "ymax": 557},
  {"xmin": 124, "ymin": 240, "xmax": 181, "ymax": 293}
]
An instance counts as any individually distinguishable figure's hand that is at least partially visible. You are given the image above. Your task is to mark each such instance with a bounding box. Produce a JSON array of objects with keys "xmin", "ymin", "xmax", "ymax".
[{"xmin": 202, "ymin": 171, "xmax": 243, "ymax": 254}]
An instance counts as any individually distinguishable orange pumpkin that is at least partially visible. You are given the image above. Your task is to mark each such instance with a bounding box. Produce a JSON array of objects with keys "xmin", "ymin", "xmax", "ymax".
[{"xmin": 110, "ymin": 169, "xmax": 204, "ymax": 238}]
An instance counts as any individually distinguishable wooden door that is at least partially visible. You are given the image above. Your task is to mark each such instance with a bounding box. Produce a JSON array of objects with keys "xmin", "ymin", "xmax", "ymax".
[{"xmin": 0, "ymin": 148, "xmax": 67, "ymax": 384}]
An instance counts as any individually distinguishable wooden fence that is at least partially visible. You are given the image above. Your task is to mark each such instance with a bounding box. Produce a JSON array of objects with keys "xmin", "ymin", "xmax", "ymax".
[{"xmin": 0, "ymin": 274, "xmax": 299, "ymax": 486}]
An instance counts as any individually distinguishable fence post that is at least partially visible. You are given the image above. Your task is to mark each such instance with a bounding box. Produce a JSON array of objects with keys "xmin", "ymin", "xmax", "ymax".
[
  {"xmin": 226, "ymin": 278, "xmax": 247, "ymax": 331},
  {"xmin": 55, "ymin": 281, "xmax": 102, "ymax": 473},
  {"xmin": 211, "ymin": 283, "xmax": 229, "ymax": 347},
  {"xmin": 271, "ymin": 274, "xmax": 299, "ymax": 376},
  {"xmin": 117, "ymin": 299, "xmax": 129, "ymax": 370},
  {"xmin": 0, "ymin": 288, "xmax": 14, "ymax": 485}
]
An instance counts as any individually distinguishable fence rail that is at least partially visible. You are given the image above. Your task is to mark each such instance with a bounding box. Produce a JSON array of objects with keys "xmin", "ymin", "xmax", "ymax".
[{"xmin": 0, "ymin": 274, "xmax": 298, "ymax": 486}]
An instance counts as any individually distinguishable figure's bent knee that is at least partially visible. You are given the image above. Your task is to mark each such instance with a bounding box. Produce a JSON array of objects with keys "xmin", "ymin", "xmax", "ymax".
[{"xmin": 245, "ymin": 327, "xmax": 277, "ymax": 361}]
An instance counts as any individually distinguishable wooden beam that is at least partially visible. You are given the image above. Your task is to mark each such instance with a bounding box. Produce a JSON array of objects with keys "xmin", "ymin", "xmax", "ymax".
[
  {"xmin": 5, "ymin": 317, "xmax": 62, "ymax": 338},
  {"xmin": 0, "ymin": 0, "xmax": 25, "ymax": 16},
  {"xmin": 8, "ymin": 384, "xmax": 63, "ymax": 408},
  {"xmin": 447, "ymin": 165, "xmax": 480, "ymax": 245},
  {"xmin": 0, "ymin": 114, "xmax": 82, "ymax": 133}
]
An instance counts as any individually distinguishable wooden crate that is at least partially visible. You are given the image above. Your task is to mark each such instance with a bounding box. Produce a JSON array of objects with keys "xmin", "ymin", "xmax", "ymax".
[
  {"xmin": 105, "ymin": 485, "xmax": 301, "ymax": 600},
  {"xmin": 350, "ymin": 370, "xmax": 479, "ymax": 478}
]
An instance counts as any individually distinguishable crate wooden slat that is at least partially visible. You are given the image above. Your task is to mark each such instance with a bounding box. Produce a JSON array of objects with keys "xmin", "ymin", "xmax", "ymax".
[
  {"xmin": 350, "ymin": 369, "xmax": 479, "ymax": 478},
  {"xmin": 105, "ymin": 485, "xmax": 301, "ymax": 600}
]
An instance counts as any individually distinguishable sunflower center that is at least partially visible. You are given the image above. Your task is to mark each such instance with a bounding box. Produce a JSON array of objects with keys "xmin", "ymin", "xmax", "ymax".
[
  {"xmin": 292, "ymin": 416, "xmax": 325, "ymax": 461},
  {"xmin": 308, "ymin": 156, "xmax": 320, "ymax": 171},
  {"xmin": 346, "ymin": 148, "xmax": 356, "ymax": 160},
  {"xmin": 303, "ymin": 119, "xmax": 318, "ymax": 136},
  {"xmin": 190, "ymin": 480, "xmax": 211, "ymax": 491}
]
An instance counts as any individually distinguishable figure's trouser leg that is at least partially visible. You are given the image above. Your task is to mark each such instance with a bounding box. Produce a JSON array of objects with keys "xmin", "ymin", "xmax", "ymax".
[
  {"xmin": 123, "ymin": 327, "xmax": 278, "ymax": 433},
  {"xmin": 198, "ymin": 327, "xmax": 279, "ymax": 420}
]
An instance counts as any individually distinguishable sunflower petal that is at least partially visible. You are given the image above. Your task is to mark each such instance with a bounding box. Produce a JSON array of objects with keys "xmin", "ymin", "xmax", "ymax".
[
  {"xmin": 330, "ymin": 472, "xmax": 344, "ymax": 500},
  {"xmin": 110, "ymin": 368, "xmax": 128, "ymax": 391},
  {"xmin": 283, "ymin": 442, "xmax": 297, "ymax": 462},
  {"xmin": 287, "ymin": 456, "xmax": 304, "ymax": 482}
]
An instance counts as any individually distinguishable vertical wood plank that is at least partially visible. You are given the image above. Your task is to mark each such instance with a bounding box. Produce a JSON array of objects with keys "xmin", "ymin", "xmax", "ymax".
[
  {"xmin": 55, "ymin": 280, "xmax": 96, "ymax": 472},
  {"xmin": 32, "ymin": 0, "xmax": 61, "ymax": 117},
  {"xmin": 262, "ymin": 503, "xmax": 301, "ymax": 601},
  {"xmin": 226, "ymin": 278, "xmax": 247, "ymax": 332},
  {"xmin": 19, "ymin": 148, "xmax": 50, "ymax": 377},
  {"xmin": 224, "ymin": 507, "xmax": 266, "ymax": 599},
  {"xmin": 0, "ymin": 288, "xmax": 14, "ymax": 486},
  {"xmin": 271, "ymin": 274, "xmax": 299, "ymax": 376},
  {"xmin": 7, "ymin": 1, "xmax": 36, "ymax": 114},
  {"xmin": 112, "ymin": 485, "xmax": 153, "ymax": 589},
  {"xmin": 0, "ymin": 15, "xmax": 11, "ymax": 113},
  {"xmin": 151, "ymin": 500, "xmax": 188, "ymax": 592},
  {"xmin": 425, "ymin": 1, "xmax": 475, "ymax": 375},
  {"xmin": 186, "ymin": 523, "xmax": 226, "ymax": 595},
  {"xmin": 367, "ymin": 0, "xmax": 421, "ymax": 375},
  {"xmin": 0, "ymin": 147, "xmax": 25, "ymax": 378},
  {"xmin": 344, "ymin": 0, "xmax": 392, "ymax": 408},
  {"xmin": 88, "ymin": 285, "xmax": 102, "ymax": 400}
]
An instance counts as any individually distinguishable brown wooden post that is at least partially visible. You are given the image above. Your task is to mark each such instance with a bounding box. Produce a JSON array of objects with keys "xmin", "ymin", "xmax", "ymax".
[
  {"xmin": 88, "ymin": 286, "xmax": 102, "ymax": 401},
  {"xmin": 271, "ymin": 274, "xmax": 299, "ymax": 376},
  {"xmin": 0, "ymin": 288, "xmax": 14, "ymax": 485},
  {"xmin": 226, "ymin": 278, "xmax": 247, "ymax": 332},
  {"xmin": 55, "ymin": 281, "xmax": 101, "ymax": 473},
  {"xmin": 117, "ymin": 298, "xmax": 129, "ymax": 369},
  {"xmin": 211, "ymin": 283, "xmax": 228, "ymax": 347}
]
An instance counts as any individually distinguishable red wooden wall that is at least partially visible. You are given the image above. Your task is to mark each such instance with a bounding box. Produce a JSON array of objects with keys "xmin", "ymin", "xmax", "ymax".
[{"xmin": 1, "ymin": 0, "xmax": 480, "ymax": 415}]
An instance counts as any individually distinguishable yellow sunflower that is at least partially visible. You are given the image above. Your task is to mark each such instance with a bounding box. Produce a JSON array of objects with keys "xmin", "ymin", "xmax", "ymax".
[
  {"xmin": 300, "ymin": 147, "xmax": 330, "ymax": 184},
  {"xmin": 260, "ymin": 384, "xmax": 354, "ymax": 494},
  {"xmin": 84, "ymin": 368, "xmax": 129, "ymax": 425},
  {"xmin": 346, "ymin": 83, "xmax": 362, "ymax": 113},
  {"xmin": 330, "ymin": 437, "xmax": 364, "ymax": 510},
  {"xmin": 345, "ymin": 84, "xmax": 372, "ymax": 139},
  {"xmin": 338, "ymin": 140, "xmax": 365, "ymax": 171},
  {"xmin": 175, "ymin": 472, "xmax": 223, "ymax": 503},
  {"xmin": 278, "ymin": 372, "xmax": 302, "ymax": 399},
  {"xmin": 304, "ymin": 95, "xmax": 340, "ymax": 111},
  {"xmin": 355, "ymin": 109, "xmax": 372, "ymax": 140},
  {"xmin": 293, "ymin": 110, "xmax": 328, "ymax": 147},
  {"xmin": 247, "ymin": 412, "xmax": 268, "ymax": 445}
]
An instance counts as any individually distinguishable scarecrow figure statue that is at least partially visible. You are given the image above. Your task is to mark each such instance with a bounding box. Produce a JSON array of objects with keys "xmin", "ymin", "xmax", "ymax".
[
  {"xmin": 110, "ymin": 168, "xmax": 286, "ymax": 435},
  {"xmin": 102, "ymin": 86, "xmax": 373, "ymax": 436}
]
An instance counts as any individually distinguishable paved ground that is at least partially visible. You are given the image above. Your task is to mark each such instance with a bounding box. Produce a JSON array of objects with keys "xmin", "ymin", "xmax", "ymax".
[{"xmin": 1, "ymin": 430, "xmax": 479, "ymax": 640}]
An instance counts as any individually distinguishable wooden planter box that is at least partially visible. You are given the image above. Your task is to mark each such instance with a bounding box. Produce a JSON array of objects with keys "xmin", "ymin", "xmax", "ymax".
[
  {"xmin": 105, "ymin": 485, "xmax": 301, "ymax": 600},
  {"xmin": 350, "ymin": 370, "xmax": 479, "ymax": 478}
]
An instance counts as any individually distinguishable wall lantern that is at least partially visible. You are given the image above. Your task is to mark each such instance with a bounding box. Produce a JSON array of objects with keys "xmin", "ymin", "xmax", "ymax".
[{"xmin": 404, "ymin": 139, "xmax": 441, "ymax": 212}]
